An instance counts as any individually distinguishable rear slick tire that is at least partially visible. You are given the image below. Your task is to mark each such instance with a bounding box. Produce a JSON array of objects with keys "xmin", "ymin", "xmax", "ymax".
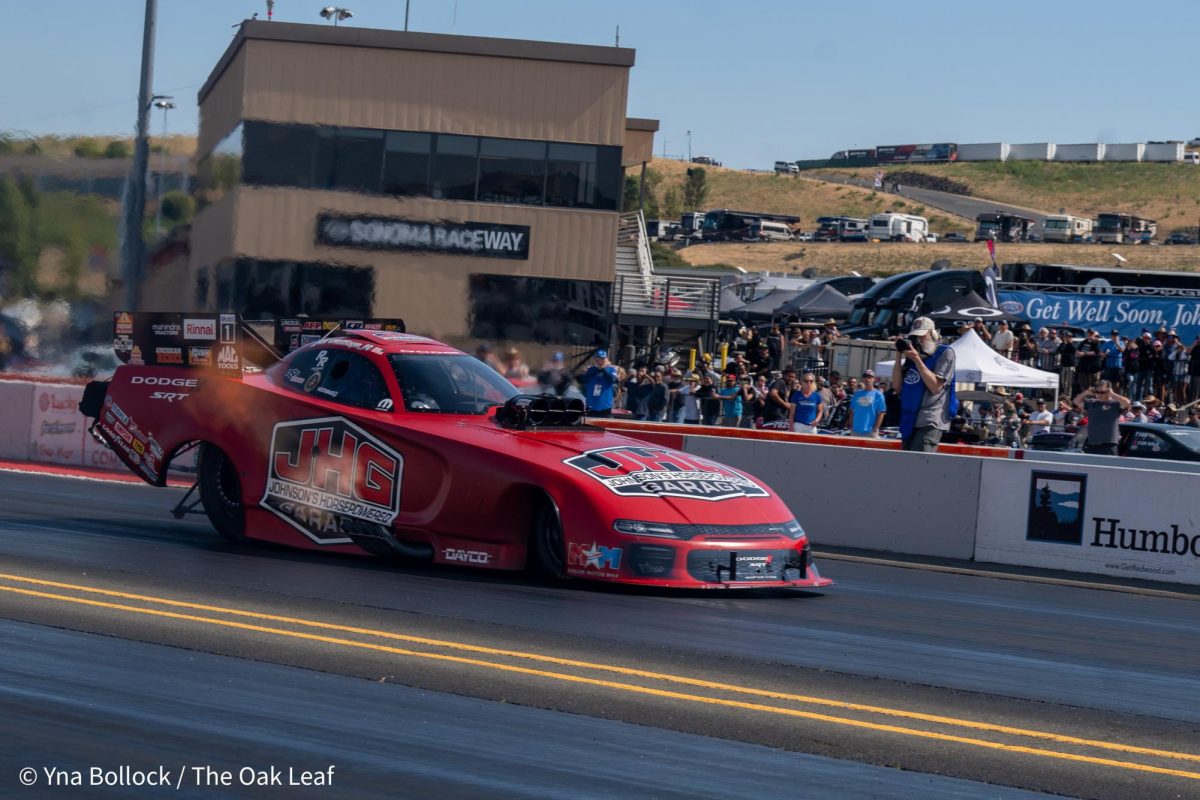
[
  {"xmin": 198, "ymin": 444, "xmax": 246, "ymax": 544},
  {"xmin": 530, "ymin": 501, "xmax": 566, "ymax": 579}
]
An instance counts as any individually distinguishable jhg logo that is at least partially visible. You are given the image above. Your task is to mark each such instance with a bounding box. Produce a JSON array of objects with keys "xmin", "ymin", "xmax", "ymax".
[
  {"xmin": 568, "ymin": 542, "xmax": 622, "ymax": 571},
  {"xmin": 564, "ymin": 446, "xmax": 769, "ymax": 501},
  {"xmin": 261, "ymin": 417, "xmax": 403, "ymax": 544}
]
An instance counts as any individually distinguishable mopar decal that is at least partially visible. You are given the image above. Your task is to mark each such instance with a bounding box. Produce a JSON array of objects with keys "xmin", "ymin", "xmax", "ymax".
[
  {"xmin": 261, "ymin": 417, "xmax": 403, "ymax": 545},
  {"xmin": 563, "ymin": 446, "xmax": 769, "ymax": 501}
]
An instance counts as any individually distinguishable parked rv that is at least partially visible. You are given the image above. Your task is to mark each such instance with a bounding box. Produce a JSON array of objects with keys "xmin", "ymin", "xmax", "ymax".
[
  {"xmin": 815, "ymin": 216, "xmax": 844, "ymax": 242},
  {"xmin": 869, "ymin": 212, "xmax": 929, "ymax": 242},
  {"xmin": 1094, "ymin": 213, "xmax": 1157, "ymax": 244},
  {"xmin": 1042, "ymin": 215, "xmax": 1094, "ymax": 243},
  {"xmin": 838, "ymin": 217, "xmax": 869, "ymax": 241},
  {"xmin": 974, "ymin": 212, "xmax": 1035, "ymax": 243},
  {"xmin": 646, "ymin": 219, "xmax": 680, "ymax": 241},
  {"xmin": 680, "ymin": 211, "xmax": 706, "ymax": 241},
  {"xmin": 701, "ymin": 209, "xmax": 801, "ymax": 242}
]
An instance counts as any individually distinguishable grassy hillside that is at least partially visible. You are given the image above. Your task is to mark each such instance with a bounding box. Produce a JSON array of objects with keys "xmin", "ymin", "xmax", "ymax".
[{"xmin": 841, "ymin": 161, "xmax": 1200, "ymax": 232}]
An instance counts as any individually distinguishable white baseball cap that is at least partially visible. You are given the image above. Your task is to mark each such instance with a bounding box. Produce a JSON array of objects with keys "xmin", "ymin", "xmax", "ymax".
[{"xmin": 908, "ymin": 317, "xmax": 936, "ymax": 336}]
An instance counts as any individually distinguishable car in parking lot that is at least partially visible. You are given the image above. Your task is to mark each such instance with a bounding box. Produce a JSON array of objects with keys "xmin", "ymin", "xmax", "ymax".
[
  {"xmin": 925, "ymin": 232, "xmax": 940, "ymax": 243},
  {"xmin": 1165, "ymin": 230, "xmax": 1198, "ymax": 245},
  {"xmin": 942, "ymin": 232, "xmax": 969, "ymax": 242},
  {"xmin": 793, "ymin": 230, "xmax": 814, "ymax": 242}
]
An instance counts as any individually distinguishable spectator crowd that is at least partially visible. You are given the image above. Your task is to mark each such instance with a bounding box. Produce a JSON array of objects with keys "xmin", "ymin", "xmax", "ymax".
[{"xmin": 472, "ymin": 316, "xmax": 1200, "ymax": 448}]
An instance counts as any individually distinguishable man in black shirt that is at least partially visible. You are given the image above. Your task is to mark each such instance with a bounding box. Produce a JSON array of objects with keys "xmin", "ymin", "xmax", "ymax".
[
  {"xmin": 760, "ymin": 367, "xmax": 795, "ymax": 430},
  {"xmin": 1073, "ymin": 380, "xmax": 1131, "ymax": 456},
  {"xmin": 766, "ymin": 324, "xmax": 785, "ymax": 372},
  {"xmin": 1075, "ymin": 329, "xmax": 1102, "ymax": 393}
]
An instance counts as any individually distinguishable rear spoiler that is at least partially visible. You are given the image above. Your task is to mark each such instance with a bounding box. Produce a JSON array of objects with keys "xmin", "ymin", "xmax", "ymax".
[{"xmin": 113, "ymin": 312, "xmax": 406, "ymax": 375}]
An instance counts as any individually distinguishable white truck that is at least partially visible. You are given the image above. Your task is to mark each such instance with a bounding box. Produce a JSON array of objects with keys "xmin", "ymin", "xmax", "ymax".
[
  {"xmin": 869, "ymin": 212, "xmax": 929, "ymax": 242},
  {"xmin": 1042, "ymin": 214, "xmax": 1094, "ymax": 243}
]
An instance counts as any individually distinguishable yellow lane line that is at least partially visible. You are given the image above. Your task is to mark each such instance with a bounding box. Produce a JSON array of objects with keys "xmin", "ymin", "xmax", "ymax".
[
  {"xmin": 0, "ymin": 583, "xmax": 1198, "ymax": 781},
  {"xmin": 0, "ymin": 572, "xmax": 1197, "ymax": 765}
]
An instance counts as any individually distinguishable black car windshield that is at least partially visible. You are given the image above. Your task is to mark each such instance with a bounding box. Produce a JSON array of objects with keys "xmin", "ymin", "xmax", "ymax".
[
  {"xmin": 1167, "ymin": 428, "xmax": 1200, "ymax": 448},
  {"xmin": 389, "ymin": 354, "xmax": 517, "ymax": 414}
]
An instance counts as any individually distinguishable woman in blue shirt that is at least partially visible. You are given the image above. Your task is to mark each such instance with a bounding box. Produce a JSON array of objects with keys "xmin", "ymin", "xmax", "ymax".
[{"xmin": 789, "ymin": 372, "xmax": 824, "ymax": 433}]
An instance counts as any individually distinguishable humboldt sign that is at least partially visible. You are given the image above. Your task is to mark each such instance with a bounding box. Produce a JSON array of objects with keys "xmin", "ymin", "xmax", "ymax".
[{"xmin": 317, "ymin": 214, "xmax": 530, "ymax": 260}]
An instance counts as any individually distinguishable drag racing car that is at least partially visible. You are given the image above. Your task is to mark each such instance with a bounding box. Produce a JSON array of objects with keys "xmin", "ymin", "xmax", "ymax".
[{"xmin": 78, "ymin": 312, "xmax": 831, "ymax": 590}]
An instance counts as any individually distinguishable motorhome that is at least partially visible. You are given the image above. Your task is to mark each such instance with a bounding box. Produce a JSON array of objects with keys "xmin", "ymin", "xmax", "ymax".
[
  {"xmin": 680, "ymin": 211, "xmax": 706, "ymax": 240},
  {"xmin": 1041, "ymin": 215, "xmax": 1093, "ymax": 243},
  {"xmin": 1094, "ymin": 213, "xmax": 1157, "ymax": 244},
  {"xmin": 974, "ymin": 212, "xmax": 1035, "ymax": 242},
  {"xmin": 645, "ymin": 219, "xmax": 680, "ymax": 241},
  {"xmin": 869, "ymin": 270, "xmax": 989, "ymax": 338},
  {"xmin": 838, "ymin": 217, "xmax": 869, "ymax": 241},
  {"xmin": 815, "ymin": 216, "xmax": 844, "ymax": 242},
  {"xmin": 701, "ymin": 209, "xmax": 801, "ymax": 242},
  {"xmin": 869, "ymin": 212, "xmax": 929, "ymax": 242}
]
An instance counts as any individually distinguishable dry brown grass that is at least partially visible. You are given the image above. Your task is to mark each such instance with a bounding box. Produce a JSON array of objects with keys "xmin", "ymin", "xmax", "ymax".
[
  {"xmin": 675, "ymin": 240, "xmax": 1200, "ymax": 276},
  {"xmin": 648, "ymin": 159, "xmax": 975, "ymax": 234}
]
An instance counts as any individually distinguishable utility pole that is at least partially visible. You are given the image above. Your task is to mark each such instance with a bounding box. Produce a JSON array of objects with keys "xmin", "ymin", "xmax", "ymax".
[
  {"xmin": 122, "ymin": 0, "xmax": 157, "ymax": 312},
  {"xmin": 687, "ymin": 130, "xmax": 692, "ymax": 163},
  {"xmin": 615, "ymin": 26, "xmax": 619, "ymax": 46},
  {"xmin": 404, "ymin": 0, "xmax": 410, "ymax": 30},
  {"xmin": 152, "ymin": 96, "xmax": 175, "ymax": 239}
]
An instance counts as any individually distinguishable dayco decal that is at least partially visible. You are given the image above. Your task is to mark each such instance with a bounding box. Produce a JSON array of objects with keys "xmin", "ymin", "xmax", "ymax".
[
  {"xmin": 563, "ymin": 446, "xmax": 770, "ymax": 501},
  {"xmin": 442, "ymin": 548, "xmax": 494, "ymax": 565},
  {"xmin": 261, "ymin": 417, "xmax": 403, "ymax": 545},
  {"xmin": 183, "ymin": 318, "xmax": 217, "ymax": 340}
]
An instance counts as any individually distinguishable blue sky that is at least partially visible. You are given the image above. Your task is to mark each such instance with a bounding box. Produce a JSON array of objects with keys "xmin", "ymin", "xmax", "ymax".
[{"xmin": 3, "ymin": 0, "xmax": 1197, "ymax": 169}]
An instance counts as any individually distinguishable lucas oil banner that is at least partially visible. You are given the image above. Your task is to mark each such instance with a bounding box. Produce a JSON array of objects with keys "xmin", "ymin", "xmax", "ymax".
[{"xmin": 998, "ymin": 291, "xmax": 1200, "ymax": 341}]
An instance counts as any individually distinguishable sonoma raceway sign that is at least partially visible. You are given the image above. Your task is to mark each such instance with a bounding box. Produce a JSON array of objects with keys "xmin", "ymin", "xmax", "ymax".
[
  {"xmin": 999, "ymin": 290, "xmax": 1200, "ymax": 341},
  {"xmin": 317, "ymin": 214, "xmax": 530, "ymax": 260}
]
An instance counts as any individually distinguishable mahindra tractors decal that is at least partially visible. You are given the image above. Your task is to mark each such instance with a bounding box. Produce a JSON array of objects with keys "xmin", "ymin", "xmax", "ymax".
[
  {"xmin": 563, "ymin": 446, "xmax": 769, "ymax": 501},
  {"xmin": 261, "ymin": 417, "xmax": 404, "ymax": 544}
]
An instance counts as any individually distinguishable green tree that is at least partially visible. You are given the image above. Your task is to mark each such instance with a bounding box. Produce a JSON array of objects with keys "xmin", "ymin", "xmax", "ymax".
[
  {"xmin": 661, "ymin": 186, "xmax": 682, "ymax": 220},
  {"xmin": 683, "ymin": 167, "xmax": 709, "ymax": 209},
  {"xmin": 0, "ymin": 177, "xmax": 37, "ymax": 296},
  {"xmin": 73, "ymin": 138, "xmax": 103, "ymax": 159},
  {"xmin": 160, "ymin": 190, "xmax": 195, "ymax": 225},
  {"xmin": 621, "ymin": 171, "xmax": 660, "ymax": 219},
  {"xmin": 103, "ymin": 139, "xmax": 131, "ymax": 159}
]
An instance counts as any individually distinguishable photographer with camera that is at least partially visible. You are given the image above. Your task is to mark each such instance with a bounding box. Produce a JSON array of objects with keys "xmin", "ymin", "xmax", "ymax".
[
  {"xmin": 1072, "ymin": 380, "xmax": 1130, "ymax": 456},
  {"xmin": 890, "ymin": 317, "xmax": 957, "ymax": 452}
]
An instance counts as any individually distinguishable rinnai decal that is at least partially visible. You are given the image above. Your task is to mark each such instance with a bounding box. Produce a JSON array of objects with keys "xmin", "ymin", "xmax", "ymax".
[
  {"xmin": 565, "ymin": 446, "xmax": 770, "ymax": 501},
  {"xmin": 183, "ymin": 318, "xmax": 217, "ymax": 340},
  {"xmin": 568, "ymin": 542, "xmax": 623, "ymax": 571},
  {"xmin": 317, "ymin": 214, "xmax": 531, "ymax": 260},
  {"xmin": 261, "ymin": 417, "xmax": 404, "ymax": 545}
]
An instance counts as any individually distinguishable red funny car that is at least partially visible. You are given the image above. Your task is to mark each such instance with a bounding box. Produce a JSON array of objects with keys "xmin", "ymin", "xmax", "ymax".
[{"xmin": 79, "ymin": 312, "xmax": 831, "ymax": 590}]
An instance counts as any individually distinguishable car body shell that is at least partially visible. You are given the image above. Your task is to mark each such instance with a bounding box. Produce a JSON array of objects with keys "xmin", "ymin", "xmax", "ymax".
[{"xmin": 91, "ymin": 331, "xmax": 831, "ymax": 590}]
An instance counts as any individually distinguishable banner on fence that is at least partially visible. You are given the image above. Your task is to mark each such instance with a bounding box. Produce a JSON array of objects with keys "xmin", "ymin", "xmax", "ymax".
[{"xmin": 998, "ymin": 290, "xmax": 1200, "ymax": 341}]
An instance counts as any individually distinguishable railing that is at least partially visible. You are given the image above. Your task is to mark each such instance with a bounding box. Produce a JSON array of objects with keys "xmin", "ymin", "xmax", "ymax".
[
  {"xmin": 612, "ymin": 274, "xmax": 720, "ymax": 322},
  {"xmin": 617, "ymin": 210, "xmax": 655, "ymax": 299}
]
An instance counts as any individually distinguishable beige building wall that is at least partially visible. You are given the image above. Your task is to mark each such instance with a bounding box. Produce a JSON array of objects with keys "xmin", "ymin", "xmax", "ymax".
[
  {"xmin": 224, "ymin": 39, "xmax": 629, "ymax": 148},
  {"xmin": 197, "ymin": 48, "xmax": 246, "ymax": 155}
]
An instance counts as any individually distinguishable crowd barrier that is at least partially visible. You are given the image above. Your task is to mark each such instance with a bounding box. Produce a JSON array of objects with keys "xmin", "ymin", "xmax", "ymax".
[{"xmin": 598, "ymin": 420, "xmax": 1200, "ymax": 587}]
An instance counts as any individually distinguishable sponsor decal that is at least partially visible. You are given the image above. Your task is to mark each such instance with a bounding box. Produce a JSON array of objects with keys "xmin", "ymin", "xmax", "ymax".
[
  {"xmin": 216, "ymin": 343, "xmax": 239, "ymax": 371},
  {"xmin": 131, "ymin": 376, "xmax": 198, "ymax": 387},
  {"xmin": 903, "ymin": 370, "xmax": 921, "ymax": 385},
  {"xmin": 260, "ymin": 417, "xmax": 404, "ymax": 545},
  {"xmin": 40, "ymin": 420, "xmax": 77, "ymax": 435},
  {"xmin": 1000, "ymin": 300, "xmax": 1025, "ymax": 314},
  {"xmin": 112, "ymin": 421, "xmax": 134, "ymax": 444},
  {"xmin": 285, "ymin": 368, "xmax": 304, "ymax": 385},
  {"xmin": 38, "ymin": 393, "xmax": 49, "ymax": 412},
  {"xmin": 104, "ymin": 411, "xmax": 115, "ymax": 425},
  {"xmin": 324, "ymin": 338, "xmax": 385, "ymax": 356},
  {"xmin": 304, "ymin": 373, "xmax": 321, "ymax": 393},
  {"xmin": 375, "ymin": 398, "xmax": 394, "ymax": 411},
  {"xmin": 183, "ymin": 318, "xmax": 217, "ymax": 340},
  {"xmin": 1026, "ymin": 472, "xmax": 1087, "ymax": 545},
  {"xmin": 568, "ymin": 542, "xmax": 623, "ymax": 573},
  {"xmin": 564, "ymin": 446, "xmax": 770, "ymax": 502},
  {"xmin": 155, "ymin": 346, "xmax": 183, "ymax": 365},
  {"xmin": 131, "ymin": 438, "xmax": 145, "ymax": 454},
  {"xmin": 151, "ymin": 322, "xmax": 181, "ymax": 336},
  {"xmin": 130, "ymin": 346, "xmax": 144, "ymax": 365},
  {"xmin": 316, "ymin": 387, "xmax": 339, "ymax": 398},
  {"xmin": 150, "ymin": 391, "xmax": 188, "ymax": 403},
  {"xmin": 38, "ymin": 392, "xmax": 76, "ymax": 412},
  {"xmin": 998, "ymin": 289, "xmax": 1200, "ymax": 343},
  {"xmin": 314, "ymin": 350, "xmax": 329, "ymax": 370},
  {"xmin": 108, "ymin": 401, "xmax": 129, "ymax": 425},
  {"xmin": 317, "ymin": 214, "xmax": 531, "ymax": 260},
  {"xmin": 188, "ymin": 346, "xmax": 212, "ymax": 366},
  {"xmin": 115, "ymin": 312, "xmax": 134, "ymax": 336},
  {"xmin": 219, "ymin": 313, "xmax": 236, "ymax": 344},
  {"xmin": 369, "ymin": 331, "xmax": 429, "ymax": 342},
  {"xmin": 442, "ymin": 548, "xmax": 494, "ymax": 565},
  {"xmin": 148, "ymin": 440, "xmax": 164, "ymax": 459}
]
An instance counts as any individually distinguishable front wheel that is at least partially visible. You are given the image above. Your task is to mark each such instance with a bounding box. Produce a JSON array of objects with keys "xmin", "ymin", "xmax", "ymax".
[
  {"xmin": 529, "ymin": 501, "xmax": 565, "ymax": 579},
  {"xmin": 197, "ymin": 444, "xmax": 246, "ymax": 544}
]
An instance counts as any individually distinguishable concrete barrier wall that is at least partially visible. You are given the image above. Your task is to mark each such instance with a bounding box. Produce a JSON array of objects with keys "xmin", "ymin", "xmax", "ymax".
[
  {"xmin": 976, "ymin": 459, "xmax": 1200, "ymax": 586},
  {"xmin": 684, "ymin": 437, "xmax": 982, "ymax": 559},
  {"xmin": 0, "ymin": 381, "xmax": 35, "ymax": 460}
]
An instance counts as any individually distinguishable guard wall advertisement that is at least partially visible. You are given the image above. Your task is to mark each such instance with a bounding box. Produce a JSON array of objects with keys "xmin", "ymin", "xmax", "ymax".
[{"xmin": 975, "ymin": 460, "xmax": 1200, "ymax": 586}]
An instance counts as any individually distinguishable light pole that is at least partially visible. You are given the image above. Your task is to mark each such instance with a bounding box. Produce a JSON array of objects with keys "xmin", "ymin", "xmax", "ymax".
[
  {"xmin": 404, "ymin": 0, "xmax": 410, "ymax": 30},
  {"xmin": 687, "ymin": 130, "xmax": 692, "ymax": 163},
  {"xmin": 319, "ymin": 6, "xmax": 353, "ymax": 25},
  {"xmin": 121, "ymin": 0, "xmax": 157, "ymax": 312},
  {"xmin": 152, "ymin": 96, "xmax": 175, "ymax": 239}
]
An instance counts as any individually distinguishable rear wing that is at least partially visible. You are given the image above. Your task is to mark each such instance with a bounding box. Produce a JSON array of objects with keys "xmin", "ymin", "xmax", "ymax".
[{"xmin": 113, "ymin": 312, "xmax": 406, "ymax": 375}]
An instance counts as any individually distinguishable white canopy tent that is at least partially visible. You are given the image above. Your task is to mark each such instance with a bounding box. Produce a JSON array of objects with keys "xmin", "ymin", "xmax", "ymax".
[{"xmin": 874, "ymin": 329, "xmax": 1059, "ymax": 389}]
